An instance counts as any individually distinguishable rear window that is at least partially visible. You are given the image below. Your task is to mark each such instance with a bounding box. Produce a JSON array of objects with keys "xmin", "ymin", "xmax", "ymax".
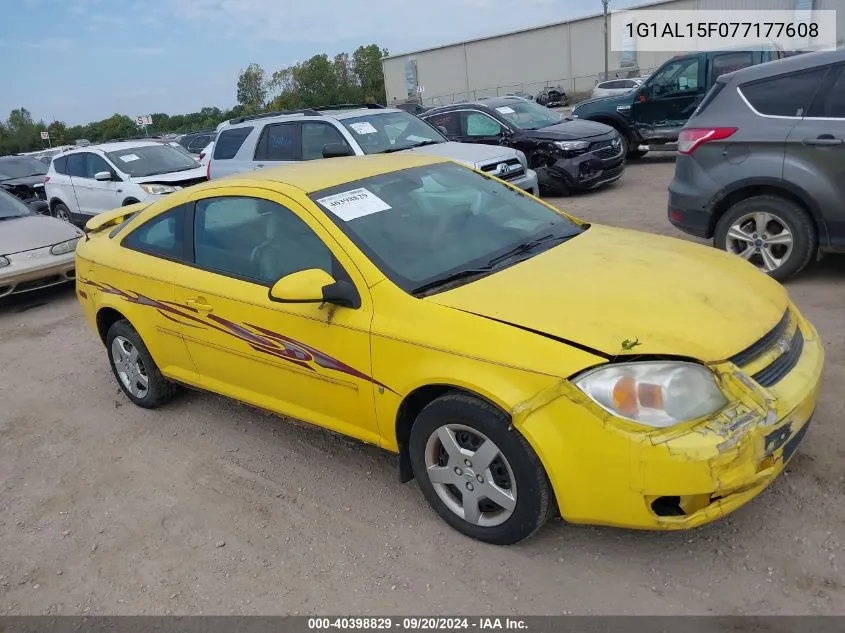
[
  {"xmin": 739, "ymin": 67, "xmax": 828, "ymax": 117},
  {"xmin": 213, "ymin": 127, "xmax": 254, "ymax": 160}
]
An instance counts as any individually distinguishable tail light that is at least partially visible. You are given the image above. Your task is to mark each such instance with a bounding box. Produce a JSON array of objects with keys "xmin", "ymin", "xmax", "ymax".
[{"xmin": 677, "ymin": 127, "xmax": 737, "ymax": 155}]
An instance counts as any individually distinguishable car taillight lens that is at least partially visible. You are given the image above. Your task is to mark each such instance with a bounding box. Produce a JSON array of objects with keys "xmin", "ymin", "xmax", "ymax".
[{"xmin": 677, "ymin": 128, "xmax": 737, "ymax": 155}]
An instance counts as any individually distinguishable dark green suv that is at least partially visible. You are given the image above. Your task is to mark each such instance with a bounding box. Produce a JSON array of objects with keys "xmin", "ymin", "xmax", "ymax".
[{"xmin": 571, "ymin": 49, "xmax": 790, "ymax": 158}]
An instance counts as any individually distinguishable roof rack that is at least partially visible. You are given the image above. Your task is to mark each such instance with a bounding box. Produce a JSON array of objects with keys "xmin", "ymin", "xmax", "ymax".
[
  {"xmin": 311, "ymin": 103, "xmax": 386, "ymax": 111},
  {"xmin": 227, "ymin": 109, "xmax": 322, "ymax": 124}
]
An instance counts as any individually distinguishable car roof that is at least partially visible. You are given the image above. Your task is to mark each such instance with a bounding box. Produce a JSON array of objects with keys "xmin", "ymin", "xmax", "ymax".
[
  {"xmin": 222, "ymin": 153, "xmax": 448, "ymax": 193},
  {"xmin": 60, "ymin": 140, "xmax": 163, "ymax": 155},
  {"xmin": 221, "ymin": 107, "xmax": 407, "ymax": 129},
  {"xmin": 424, "ymin": 96, "xmax": 523, "ymax": 113},
  {"xmin": 721, "ymin": 48, "xmax": 845, "ymax": 84}
]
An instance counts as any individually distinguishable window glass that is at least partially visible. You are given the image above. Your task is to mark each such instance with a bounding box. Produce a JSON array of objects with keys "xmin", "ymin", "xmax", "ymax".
[
  {"xmin": 193, "ymin": 197, "xmax": 333, "ymax": 284},
  {"xmin": 709, "ymin": 52, "xmax": 754, "ymax": 83},
  {"xmin": 254, "ymin": 123, "xmax": 299, "ymax": 161},
  {"xmin": 213, "ymin": 126, "xmax": 253, "ymax": 160},
  {"xmin": 649, "ymin": 57, "xmax": 700, "ymax": 96},
  {"xmin": 741, "ymin": 68, "xmax": 828, "ymax": 117},
  {"xmin": 341, "ymin": 111, "xmax": 446, "ymax": 154},
  {"xmin": 0, "ymin": 157, "xmax": 48, "ymax": 179},
  {"xmin": 52, "ymin": 155, "xmax": 68, "ymax": 175},
  {"xmin": 106, "ymin": 145, "xmax": 198, "ymax": 177},
  {"xmin": 301, "ymin": 122, "xmax": 352, "ymax": 160},
  {"xmin": 123, "ymin": 206, "xmax": 185, "ymax": 259},
  {"xmin": 813, "ymin": 68, "xmax": 845, "ymax": 118},
  {"xmin": 85, "ymin": 154, "xmax": 112, "ymax": 179},
  {"xmin": 66, "ymin": 154, "xmax": 86, "ymax": 177},
  {"xmin": 465, "ymin": 112, "xmax": 503, "ymax": 136},
  {"xmin": 423, "ymin": 111, "xmax": 461, "ymax": 137},
  {"xmin": 488, "ymin": 100, "xmax": 562, "ymax": 130}
]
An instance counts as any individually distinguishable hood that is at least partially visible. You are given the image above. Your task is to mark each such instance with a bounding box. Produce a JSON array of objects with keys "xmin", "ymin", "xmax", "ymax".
[
  {"xmin": 0, "ymin": 175, "xmax": 46, "ymax": 188},
  {"xmin": 131, "ymin": 166, "xmax": 206, "ymax": 185},
  {"xmin": 522, "ymin": 119, "xmax": 614, "ymax": 141},
  {"xmin": 426, "ymin": 225, "xmax": 788, "ymax": 363},
  {"xmin": 400, "ymin": 141, "xmax": 518, "ymax": 168},
  {"xmin": 0, "ymin": 214, "xmax": 83, "ymax": 254},
  {"xmin": 572, "ymin": 92, "xmax": 635, "ymax": 114}
]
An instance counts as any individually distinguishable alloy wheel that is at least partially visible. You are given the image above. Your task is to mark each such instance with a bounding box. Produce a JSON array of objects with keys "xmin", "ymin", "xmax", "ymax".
[
  {"xmin": 111, "ymin": 336, "xmax": 149, "ymax": 399},
  {"xmin": 725, "ymin": 211, "xmax": 794, "ymax": 273}
]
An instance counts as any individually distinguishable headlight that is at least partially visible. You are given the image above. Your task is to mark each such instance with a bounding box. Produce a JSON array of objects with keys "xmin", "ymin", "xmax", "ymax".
[
  {"xmin": 139, "ymin": 184, "xmax": 176, "ymax": 195},
  {"xmin": 0, "ymin": 255, "xmax": 9, "ymax": 268},
  {"xmin": 573, "ymin": 361, "xmax": 728, "ymax": 428},
  {"xmin": 554, "ymin": 140, "xmax": 589, "ymax": 153},
  {"xmin": 51, "ymin": 238, "xmax": 80, "ymax": 255}
]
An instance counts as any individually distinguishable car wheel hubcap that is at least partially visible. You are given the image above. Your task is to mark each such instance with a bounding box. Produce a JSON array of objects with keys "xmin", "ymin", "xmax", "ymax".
[
  {"xmin": 726, "ymin": 212, "xmax": 793, "ymax": 273},
  {"xmin": 111, "ymin": 336, "xmax": 149, "ymax": 398},
  {"xmin": 56, "ymin": 208, "xmax": 69, "ymax": 221},
  {"xmin": 424, "ymin": 424, "xmax": 516, "ymax": 527}
]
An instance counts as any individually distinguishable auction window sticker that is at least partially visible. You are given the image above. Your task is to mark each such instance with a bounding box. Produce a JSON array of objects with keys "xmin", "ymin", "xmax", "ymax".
[
  {"xmin": 119, "ymin": 154, "xmax": 141, "ymax": 163},
  {"xmin": 349, "ymin": 122, "xmax": 378, "ymax": 135},
  {"xmin": 495, "ymin": 106, "xmax": 516, "ymax": 114},
  {"xmin": 316, "ymin": 188, "xmax": 391, "ymax": 221}
]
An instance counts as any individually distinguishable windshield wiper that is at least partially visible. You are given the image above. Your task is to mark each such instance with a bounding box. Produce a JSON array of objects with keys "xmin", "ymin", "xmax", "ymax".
[
  {"xmin": 0, "ymin": 215, "xmax": 27, "ymax": 221},
  {"xmin": 381, "ymin": 139, "xmax": 442, "ymax": 154},
  {"xmin": 484, "ymin": 233, "xmax": 574, "ymax": 268},
  {"xmin": 411, "ymin": 267, "xmax": 495, "ymax": 296}
]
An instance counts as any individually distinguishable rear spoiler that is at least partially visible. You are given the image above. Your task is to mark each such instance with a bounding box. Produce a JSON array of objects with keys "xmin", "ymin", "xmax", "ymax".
[{"xmin": 83, "ymin": 202, "xmax": 149, "ymax": 236}]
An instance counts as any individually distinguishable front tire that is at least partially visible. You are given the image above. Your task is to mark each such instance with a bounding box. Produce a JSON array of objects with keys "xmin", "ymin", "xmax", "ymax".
[
  {"xmin": 106, "ymin": 320, "xmax": 177, "ymax": 408},
  {"xmin": 409, "ymin": 392, "xmax": 553, "ymax": 545},
  {"xmin": 714, "ymin": 195, "xmax": 816, "ymax": 282},
  {"xmin": 52, "ymin": 202, "xmax": 71, "ymax": 223}
]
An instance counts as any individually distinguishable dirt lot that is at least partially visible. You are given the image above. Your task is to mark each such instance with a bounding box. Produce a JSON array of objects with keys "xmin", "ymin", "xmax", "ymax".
[{"xmin": 1, "ymin": 156, "xmax": 844, "ymax": 616}]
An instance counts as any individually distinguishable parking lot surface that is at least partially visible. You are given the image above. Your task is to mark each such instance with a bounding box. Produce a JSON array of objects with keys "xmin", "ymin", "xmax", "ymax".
[{"xmin": 1, "ymin": 156, "xmax": 843, "ymax": 615}]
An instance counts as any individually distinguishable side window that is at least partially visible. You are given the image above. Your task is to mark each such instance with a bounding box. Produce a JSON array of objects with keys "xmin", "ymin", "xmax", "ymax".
[
  {"xmin": 301, "ymin": 122, "xmax": 352, "ymax": 161},
  {"xmin": 464, "ymin": 112, "xmax": 503, "ymax": 137},
  {"xmin": 123, "ymin": 205, "xmax": 186, "ymax": 260},
  {"xmin": 424, "ymin": 112, "xmax": 461, "ymax": 137},
  {"xmin": 52, "ymin": 155, "xmax": 67, "ymax": 175},
  {"xmin": 85, "ymin": 154, "xmax": 112, "ymax": 179},
  {"xmin": 66, "ymin": 153, "xmax": 86, "ymax": 178},
  {"xmin": 193, "ymin": 197, "xmax": 333, "ymax": 285},
  {"xmin": 709, "ymin": 52, "xmax": 754, "ymax": 84},
  {"xmin": 254, "ymin": 123, "xmax": 299, "ymax": 161},
  {"xmin": 809, "ymin": 67, "xmax": 845, "ymax": 118},
  {"xmin": 650, "ymin": 57, "xmax": 700, "ymax": 96},
  {"xmin": 740, "ymin": 68, "xmax": 828, "ymax": 117},
  {"xmin": 213, "ymin": 126, "xmax": 254, "ymax": 160}
]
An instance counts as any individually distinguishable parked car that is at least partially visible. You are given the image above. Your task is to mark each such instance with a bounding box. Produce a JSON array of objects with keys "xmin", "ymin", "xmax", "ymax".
[
  {"xmin": 535, "ymin": 86, "xmax": 567, "ymax": 107},
  {"xmin": 0, "ymin": 155, "xmax": 49, "ymax": 214},
  {"xmin": 572, "ymin": 47, "xmax": 790, "ymax": 158},
  {"xmin": 45, "ymin": 141, "xmax": 206, "ymax": 225},
  {"xmin": 198, "ymin": 142, "xmax": 213, "ymax": 166},
  {"xmin": 669, "ymin": 48, "xmax": 845, "ymax": 282},
  {"xmin": 177, "ymin": 130, "xmax": 217, "ymax": 157},
  {"xmin": 0, "ymin": 187, "xmax": 82, "ymax": 298},
  {"xmin": 209, "ymin": 103, "xmax": 539, "ymax": 196},
  {"xmin": 76, "ymin": 153, "xmax": 822, "ymax": 544},
  {"xmin": 421, "ymin": 96, "xmax": 624, "ymax": 195},
  {"xmin": 590, "ymin": 78, "xmax": 643, "ymax": 99}
]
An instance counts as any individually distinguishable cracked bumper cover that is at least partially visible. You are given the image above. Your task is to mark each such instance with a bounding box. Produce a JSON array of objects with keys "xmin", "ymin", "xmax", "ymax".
[
  {"xmin": 513, "ymin": 313, "xmax": 824, "ymax": 530},
  {"xmin": 539, "ymin": 153, "xmax": 626, "ymax": 192}
]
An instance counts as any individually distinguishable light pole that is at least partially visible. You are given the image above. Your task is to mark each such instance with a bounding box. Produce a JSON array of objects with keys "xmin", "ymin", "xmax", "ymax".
[{"xmin": 602, "ymin": 0, "xmax": 610, "ymax": 81}]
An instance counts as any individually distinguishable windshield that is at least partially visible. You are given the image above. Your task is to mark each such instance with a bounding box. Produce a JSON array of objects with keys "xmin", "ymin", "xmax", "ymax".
[
  {"xmin": 490, "ymin": 100, "xmax": 563, "ymax": 130},
  {"xmin": 340, "ymin": 111, "xmax": 447, "ymax": 155},
  {"xmin": 105, "ymin": 144, "xmax": 199, "ymax": 177},
  {"xmin": 310, "ymin": 162, "xmax": 584, "ymax": 294},
  {"xmin": 0, "ymin": 157, "xmax": 49, "ymax": 180},
  {"xmin": 0, "ymin": 188, "xmax": 33, "ymax": 219}
]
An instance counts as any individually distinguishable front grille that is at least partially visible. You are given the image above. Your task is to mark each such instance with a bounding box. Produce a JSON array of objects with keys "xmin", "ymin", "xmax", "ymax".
[
  {"xmin": 729, "ymin": 311, "xmax": 790, "ymax": 367},
  {"xmin": 751, "ymin": 328, "xmax": 804, "ymax": 388},
  {"xmin": 728, "ymin": 309, "xmax": 804, "ymax": 389},
  {"xmin": 480, "ymin": 158, "xmax": 525, "ymax": 182},
  {"xmin": 590, "ymin": 139, "xmax": 623, "ymax": 160}
]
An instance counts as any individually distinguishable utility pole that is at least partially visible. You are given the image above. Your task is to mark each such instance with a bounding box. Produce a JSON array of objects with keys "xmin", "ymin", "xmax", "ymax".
[{"xmin": 602, "ymin": 0, "xmax": 610, "ymax": 82}]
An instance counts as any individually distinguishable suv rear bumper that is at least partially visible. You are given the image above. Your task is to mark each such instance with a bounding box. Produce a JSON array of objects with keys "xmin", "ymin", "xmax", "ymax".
[{"xmin": 667, "ymin": 160, "xmax": 719, "ymax": 239}]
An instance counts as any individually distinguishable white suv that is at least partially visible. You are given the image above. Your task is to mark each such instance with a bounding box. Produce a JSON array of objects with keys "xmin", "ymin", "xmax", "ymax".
[
  {"xmin": 209, "ymin": 104, "xmax": 539, "ymax": 195},
  {"xmin": 45, "ymin": 141, "xmax": 207, "ymax": 224}
]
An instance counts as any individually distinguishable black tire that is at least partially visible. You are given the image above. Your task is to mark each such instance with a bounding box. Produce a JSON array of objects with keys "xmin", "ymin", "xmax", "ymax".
[
  {"xmin": 105, "ymin": 319, "xmax": 178, "ymax": 409},
  {"xmin": 409, "ymin": 392, "xmax": 553, "ymax": 545},
  {"xmin": 52, "ymin": 202, "xmax": 71, "ymax": 223},
  {"xmin": 620, "ymin": 134, "xmax": 648, "ymax": 159},
  {"xmin": 714, "ymin": 195, "xmax": 817, "ymax": 282}
]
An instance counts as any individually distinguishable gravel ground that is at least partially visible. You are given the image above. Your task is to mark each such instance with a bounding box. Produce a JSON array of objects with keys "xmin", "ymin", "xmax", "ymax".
[{"xmin": 1, "ymin": 155, "xmax": 843, "ymax": 616}]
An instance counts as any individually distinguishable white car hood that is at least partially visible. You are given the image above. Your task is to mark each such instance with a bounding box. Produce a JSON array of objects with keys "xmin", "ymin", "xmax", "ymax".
[
  {"xmin": 399, "ymin": 141, "xmax": 520, "ymax": 168},
  {"xmin": 131, "ymin": 166, "xmax": 206, "ymax": 185}
]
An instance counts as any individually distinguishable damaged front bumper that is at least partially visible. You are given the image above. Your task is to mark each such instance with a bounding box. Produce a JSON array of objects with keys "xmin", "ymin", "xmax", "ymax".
[
  {"xmin": 538, "ymin": 152, "xmax": 626, "ymax": 194},
  {"xmin": 514, "ymin": 312, "xmax": 824, "ymax": 530}
]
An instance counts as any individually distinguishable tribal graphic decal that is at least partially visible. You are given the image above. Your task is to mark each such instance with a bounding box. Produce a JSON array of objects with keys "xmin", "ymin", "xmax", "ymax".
[{"xmin": 80, "ymin": 278, "xmax": 393, "ymax": 392}]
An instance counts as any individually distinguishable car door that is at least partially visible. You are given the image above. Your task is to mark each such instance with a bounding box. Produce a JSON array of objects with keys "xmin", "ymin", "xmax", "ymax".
[
  {"xmin": 64, "ymin": 153, "xmax": 87, "ymax": 219},
  {"xmin": 460, "ymin": 110, "xmax": 509, "ymax": 146},
  {"xmin": 422, "ymin": 110, "xmax": 462, "ymax": 141},
  {"xmin": 73, "ymin": 152, "xmax": 121, "ymax": 217},
  {"xmin": 631, "ymin": 54, "xmax": 705, "ymax": 140},
  {"xmin": 784, "ymin": 63, "xmax": 845, "ymax": 247},
  {"xmin": 253, "ymin": 122, "xmax": 301, "ymax": 170},
  {"xmin": 300, "ymin": 121, "xmax": 354, "ymax": 160},
  {"xmin": 172, "ymin": 188, "xmax": 380, "ymax": 445}
]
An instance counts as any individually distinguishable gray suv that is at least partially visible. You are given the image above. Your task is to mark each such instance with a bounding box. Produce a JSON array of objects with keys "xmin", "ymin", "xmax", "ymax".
[
  {"xmin": 669, "ymin": 48, "xmax": 845, "ymax": 281},
  {"xmin": 209, "ymin": 104, "xmax": 539, "ymax": 195}
]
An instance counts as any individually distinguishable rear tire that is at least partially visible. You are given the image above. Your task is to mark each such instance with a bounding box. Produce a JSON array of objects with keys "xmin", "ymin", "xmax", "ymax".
[
  {"xmin": 714, "ymin": 195, "xmax": 816, "ymax": 282},
  {"xmin": 52, "ymin": 202, "xmax": 71, "ymax": 223},
  {"xmin": 106, "ymin": 320, "xmax": 178, "ymax": 409},
  {"xmin": 409, "ymin": 392, "xmax": 553, "ymax": 545}
]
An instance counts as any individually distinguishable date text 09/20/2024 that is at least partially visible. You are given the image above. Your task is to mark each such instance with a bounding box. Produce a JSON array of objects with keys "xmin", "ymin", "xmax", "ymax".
[
  {"xmin": 307, "ymin": 617, "xmax": 528, "ymax": 630},
  {"xmin": 625, "ymin": 21, "xmax": 819, "ymax": 39}
]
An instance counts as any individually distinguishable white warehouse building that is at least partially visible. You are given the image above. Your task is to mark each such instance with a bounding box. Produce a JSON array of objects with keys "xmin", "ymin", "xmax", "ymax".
[{"xmin": 382, "ymin": 0, "xmax": 844, "ymax": 107}]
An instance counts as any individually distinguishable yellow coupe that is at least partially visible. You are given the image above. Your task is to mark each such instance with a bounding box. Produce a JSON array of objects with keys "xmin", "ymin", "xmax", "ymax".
[{"xmin": 75, "ymin": 154, "xmax": 823, "ymax": 544}]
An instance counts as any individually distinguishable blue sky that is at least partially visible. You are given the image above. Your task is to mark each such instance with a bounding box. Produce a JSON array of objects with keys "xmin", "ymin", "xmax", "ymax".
[{"xmin": 1, "ymin": 0, "xmax": 643, "ymax": 126}]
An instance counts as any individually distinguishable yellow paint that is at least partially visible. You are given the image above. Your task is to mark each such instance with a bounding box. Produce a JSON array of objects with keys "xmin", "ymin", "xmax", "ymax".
[{"xmin": 75, "ymin": 154, "xmax": 825, "ymax": 531}]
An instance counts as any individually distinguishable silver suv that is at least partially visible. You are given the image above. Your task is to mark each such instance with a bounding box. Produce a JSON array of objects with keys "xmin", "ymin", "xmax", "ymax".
[{"xmin": 209, "ymin": 104, "xmax": 539, "ymax": 195}]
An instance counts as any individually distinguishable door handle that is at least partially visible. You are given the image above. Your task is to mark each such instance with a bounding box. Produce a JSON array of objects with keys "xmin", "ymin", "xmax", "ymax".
[
  {"xmin": 254, "ymin": 164, "xmax": 266, "ymax": 169},
  {"xmin": 186, "ymin": 298, "xmax": 213, "ymax": 312},
  {"xmin": 802, "ymin": 136, "xmax": 843, "ymax": 146}
]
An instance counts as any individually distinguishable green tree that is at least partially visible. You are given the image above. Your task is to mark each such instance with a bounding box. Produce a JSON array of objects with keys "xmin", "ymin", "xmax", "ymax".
[
  {"xmin": 236, "ymin": 63, "xmax": 267, "ymax": 113},
  {"xmin": 352, "ymin": 44, "xmax": 389, "ymax": 103}
]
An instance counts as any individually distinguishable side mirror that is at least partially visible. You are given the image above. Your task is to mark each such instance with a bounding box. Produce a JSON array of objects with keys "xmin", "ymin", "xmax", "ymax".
[
  {"xmin": 268, "ymin": 268, "xmax": 360, "ymax": 309},
  {"xmin": 436, "ymin": 125, "xmax": 448, "ymax": 136},
  {"xmin": 94, "ymin": 171, "xmax": 114, "ymax": 181},
  {"xmin": 322, "ymin": 143, "xmax": 355, "ymax": 159}
]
